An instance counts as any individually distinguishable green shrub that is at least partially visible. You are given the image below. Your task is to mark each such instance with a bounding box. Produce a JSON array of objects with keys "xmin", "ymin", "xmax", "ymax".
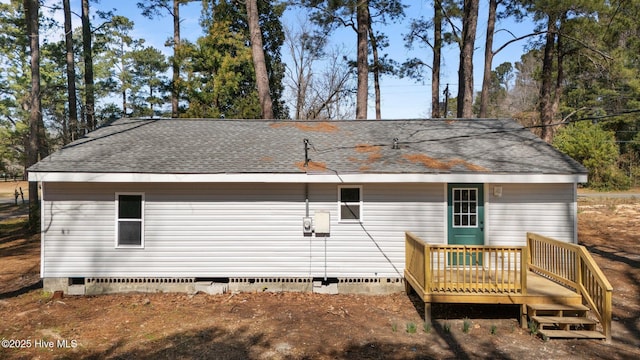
[{"xmin": 554, "ymin": 121, "xmax": 630, "ymax": 190}]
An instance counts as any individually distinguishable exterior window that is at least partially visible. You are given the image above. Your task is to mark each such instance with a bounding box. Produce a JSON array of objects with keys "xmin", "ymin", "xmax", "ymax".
[
  {"xmin": 339, "ymin": 185, "xmax": 362, "ymax": 222},
  {"xmin": 452, "ymin": 188, "xmax": 477, "ymax": 228},
  {"xmin": 116, "ymin": 193, "xmax": 144, "ymax": 247}
]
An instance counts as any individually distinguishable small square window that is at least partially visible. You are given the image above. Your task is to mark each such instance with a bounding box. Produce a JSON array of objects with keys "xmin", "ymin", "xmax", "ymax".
[
  {"xmin": 116, "ymin": 193, "xmax": 144, "ymax": 248},
  {"xmin": 338, "ymin": 186, "xmax": 362, "ymax": 222}
]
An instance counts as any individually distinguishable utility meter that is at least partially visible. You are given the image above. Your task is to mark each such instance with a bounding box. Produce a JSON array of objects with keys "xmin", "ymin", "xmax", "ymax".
[{"xmin": 302, "ymin": 216, "xmax": 313, "ymax": 235}]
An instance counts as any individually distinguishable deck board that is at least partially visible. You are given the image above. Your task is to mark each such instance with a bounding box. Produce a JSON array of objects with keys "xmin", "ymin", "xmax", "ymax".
[{"xmin": 523, "ymin": 272, "xmax": 582, "ymax": 304}]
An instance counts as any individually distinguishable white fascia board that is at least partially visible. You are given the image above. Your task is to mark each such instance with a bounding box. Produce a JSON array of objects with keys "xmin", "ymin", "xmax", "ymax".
[{"xmin": 29, "ymin": 171, "xmax": 588, "ymax": 184}]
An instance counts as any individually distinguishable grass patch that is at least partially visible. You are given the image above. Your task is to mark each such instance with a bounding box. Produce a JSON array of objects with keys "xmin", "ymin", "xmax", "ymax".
[
  {"xmin": 406, "ymin": 322, "xmax": 417, "ymax": 334},
  {"xmin": 423, "ymin": 322, "xmax": 432, "ymax": 333},
  {"xmin": 0, "ymin": 214, "xmax": 29, "ymax": 240},
  {"xmin": 490, "ymin": 325, "xmax": 498, "ymax": 335},
  {"xmin": 443, "ymin": 322, "xmax": 451, "ymax": 333},
  {"xmin": 462, "ymin": 318, "xmax": 471, "ymax": 333}
]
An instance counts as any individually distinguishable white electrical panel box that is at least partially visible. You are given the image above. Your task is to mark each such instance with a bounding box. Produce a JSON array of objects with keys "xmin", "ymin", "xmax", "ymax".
[{"xmin": 314, "ymin": 211, "xmax": 331, "ymax": 235}]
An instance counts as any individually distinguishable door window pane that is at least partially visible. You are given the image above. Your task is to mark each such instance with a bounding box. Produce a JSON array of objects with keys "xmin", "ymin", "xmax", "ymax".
[{"xmin": 452, "ymin": 188, "xmax": 478, "ymax": 228}]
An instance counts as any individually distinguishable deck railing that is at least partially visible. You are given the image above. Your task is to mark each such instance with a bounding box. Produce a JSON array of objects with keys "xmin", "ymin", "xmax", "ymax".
[
  {"xmin": 527, "ymin": 232, "xmax": 613, "ymax": 342},
  {"xmin": 405, "ymin": 232, "xmax": 527, "ymax": 295},
  {"xmin": 405, "ymin": 232, "xmax": 428, "ymax": 293}
]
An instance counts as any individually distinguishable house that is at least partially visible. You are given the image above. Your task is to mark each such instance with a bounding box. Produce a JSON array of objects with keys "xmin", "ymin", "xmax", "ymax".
[{"xmin": 28, "ymin": 118, "xmax": 587, "ymax": 295}]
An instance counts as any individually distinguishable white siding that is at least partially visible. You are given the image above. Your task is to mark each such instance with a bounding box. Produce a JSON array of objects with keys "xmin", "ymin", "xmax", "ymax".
[
  {"xmin": 41, "ymin": 182, "xmax": 444, "ymax": 278},
  {"xmin": 41, "ymin": 182, "xmax": 577, "ymax": 279},
  {"xmin": 485, "ymin": 183, "xmax": 576, "ymax": 245},
  {"xmin": 307, "ymin": 184, "xmax": 444, "ymax": 278}
]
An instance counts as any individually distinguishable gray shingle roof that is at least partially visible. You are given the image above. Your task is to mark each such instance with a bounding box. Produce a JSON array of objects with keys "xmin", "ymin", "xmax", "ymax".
[{"xmin": 28, "ymin": 118, "xmax": 587, "ymax": 175}]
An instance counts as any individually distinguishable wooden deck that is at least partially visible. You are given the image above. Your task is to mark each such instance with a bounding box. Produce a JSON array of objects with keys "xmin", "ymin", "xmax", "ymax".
[
  {"xmin": 405, "ymin": 267, "xmax": 583, "ymax": 329},
  {"xmin": 413, "ymin": 270, "xmax": 582, "ymax": 305},
  {"xmin": 404, "ymin": 232, "xmax": 613, "ymax": 341}
]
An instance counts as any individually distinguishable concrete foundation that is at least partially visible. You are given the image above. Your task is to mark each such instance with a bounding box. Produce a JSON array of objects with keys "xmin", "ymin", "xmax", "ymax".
[
  {"xmin": 228, "ymin": 277, "xmax": 314, "ymax": 293},
  {"xmin": 194, "ymin": 281, "xmax": 229, "ymax": 295},
  {"xmin": 43, "ymin": 278, "xmax": 70, "ymax": 294},
  {"xmin": 43, "ymin": 277, "xmax": 405, "ymax": 296},
  {"xmin": 313, "ymin": 280, "xmax": 338, "ymax": 294},
  {"xmin": 337, "ymin": 277, "xmax": 405, "ymax": 295}
]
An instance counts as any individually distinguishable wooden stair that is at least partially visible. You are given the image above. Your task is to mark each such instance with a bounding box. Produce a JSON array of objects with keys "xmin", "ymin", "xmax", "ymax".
[{"xmin": 527, "ymin": 304, "xmax": 606, "ymax": 340}]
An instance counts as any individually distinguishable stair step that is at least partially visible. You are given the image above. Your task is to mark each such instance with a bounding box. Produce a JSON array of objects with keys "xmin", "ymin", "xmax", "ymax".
[
  {"xmin": 527, "ymin": 304, "xmax": 590, "ymax": 312},
  {"xmin": 532, "ymin": 315, "xmax": 597, "ymax": 325},
  {"xmin": 538, "ymin": 329, "xmax": 606, "ymax": 340},
  {"xmin": 527, "ymin": 303, "xmax": 589, "ymax": 318}
]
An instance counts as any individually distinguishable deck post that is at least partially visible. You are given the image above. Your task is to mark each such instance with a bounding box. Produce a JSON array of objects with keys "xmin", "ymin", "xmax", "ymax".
[
  {"xmin": 575, "ymin": 249, "xmax": 583, "ymax": 297},
  {"xmin": 424, "ymin": 243, "xmax": 431, "ymax": 292},
  {"xmin": 603, "ymin": 289, "xmax": 612, "ymax": 343},
  {"xmin": 521, "ymin": 245, "xmax": 528, "ymax": 295},
  {"xmin": 520, "ymin": 304, "xmax": 528, "ymax": 329},
  {"xmin": 424, "ymin": 302, "xmax": 432, "ymax": 324}
]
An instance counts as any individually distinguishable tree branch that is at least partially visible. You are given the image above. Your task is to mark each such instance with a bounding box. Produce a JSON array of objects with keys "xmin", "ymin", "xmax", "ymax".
[
  {"xmin": 492, "ymin": 30, "xmax": 546, "ymax": 55},
  {"xmin": 558, "ymin": 33, "xmax": 614, "ymax": 61}
]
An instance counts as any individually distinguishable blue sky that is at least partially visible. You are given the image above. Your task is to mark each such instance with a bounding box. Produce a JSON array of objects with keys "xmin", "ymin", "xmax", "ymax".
[{"xmin": 41, "ymin": 0, "xmax": 535, "ymax": 119}]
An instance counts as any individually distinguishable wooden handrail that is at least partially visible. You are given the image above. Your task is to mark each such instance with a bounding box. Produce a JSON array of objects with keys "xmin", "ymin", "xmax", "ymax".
[
  {"xmin": 405, "ymin": 232, "xmax": 427, "ymax": 294},
  {"xmin": 527, "ymin": 232, "xmax": 613, "ymax": 342}
]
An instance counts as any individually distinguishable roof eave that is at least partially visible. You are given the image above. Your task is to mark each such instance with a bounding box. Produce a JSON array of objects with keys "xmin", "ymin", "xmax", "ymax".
[{"xmin": 29, "ymin": 171, "xmax": 588, "ymax": 184}]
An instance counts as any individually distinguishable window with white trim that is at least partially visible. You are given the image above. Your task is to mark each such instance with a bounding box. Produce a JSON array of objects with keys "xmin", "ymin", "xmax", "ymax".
[
  {"xmin": 116, "ymin": 193, "xmax": 144, "ymax": 248},
  {"xmin": 338, "ymin": 185, "xmax": 362, "ymax": 222}
]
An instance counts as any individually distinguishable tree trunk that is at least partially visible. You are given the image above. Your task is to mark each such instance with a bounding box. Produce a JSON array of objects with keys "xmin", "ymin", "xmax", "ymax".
[
  {"xmin": 456, "ymin": 0, "xmax": 479, "ymax": 118},
  {"xmin": 24, "ymin": 0, "xmax": 41, "ymax": 230},
  {"xmin": 245, "ymin": 0, "xmax": 274, "ymax": 119},
  {"xmin": 368, "ymin": 17, "xmax": 381, "ymax": 120},
  {"xmin": 432, "ymin": 0, "xmax": 442, "ymax": 118},
  {"xmin": 550, "ymin": 12, "xmax": 567, "ymax": 142},
  {"xmin": 479, "ymin": 0, "xmax": 497, "ymax": 118},
  {"xmin": 82, "ymin": 0, "xmax": 95, "ymax": 131},
  {"xmin": 149, "ymin": 81, "xmax": 154, "ymax": 118},
  {"xmin": 539, "ymin": 14, "xmax": 557, "ymax": 143},
  {"xmin": 121, "ymin": 40, "xmax": 127, "ymax": 117},
  {"xmin": 63, "ymin": 0, "xmax": 78, "ymax": 143},
  {"xmin": 356, "ymin": 1, "xmax": 369, "ymax": 120},
  {"xmin": 293, "ymin": 34, "xmax": 309, "ymax": 120},
  {"xmin": 171, "ymin": 0, "xmax": 180, "ymax": 118}
]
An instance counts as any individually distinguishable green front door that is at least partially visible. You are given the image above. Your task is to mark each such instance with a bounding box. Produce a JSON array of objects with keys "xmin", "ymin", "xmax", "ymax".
[{"xmin": 447, "ymin": 184, "xmax": 484, "ymax": 265}]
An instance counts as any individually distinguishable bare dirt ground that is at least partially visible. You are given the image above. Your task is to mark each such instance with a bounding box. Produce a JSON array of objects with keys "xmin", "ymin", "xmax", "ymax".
[{"xmin": 0, "ymin": 182, "xmax": 638, "ymax": 359}]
